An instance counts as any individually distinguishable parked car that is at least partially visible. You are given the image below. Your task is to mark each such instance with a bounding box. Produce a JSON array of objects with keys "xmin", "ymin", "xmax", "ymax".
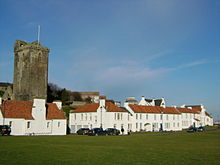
[
  {"xmin": 76, "ymin": 128, "xmax": 90, "ymax": 135},
  {"xmin": 88, "ymin": 128, "xmax": 107, "ymax": 136},
  {"xmin": 0, "ymin": 125, "xmax": 11, "ymax": 136},
  {"xmin": 187, "ymin": 126, "xmax": 197, "ymax": 133},
  {"xmin": 105, "ymin": 128, "xmax": 120, "ymax": 135},
  {"xmin": 197, "ymin": 126, "xmax": 205, "ymax": 132}
]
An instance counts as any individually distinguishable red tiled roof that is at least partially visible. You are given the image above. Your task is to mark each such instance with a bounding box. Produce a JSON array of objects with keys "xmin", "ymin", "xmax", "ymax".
[
  {"xmin": 129, "ymin": 105, "xmax": 180, "ymax": 114},
  {"xmin": 1, "ymin": 100, "xmax": 34, "ymax": 120},
  {"xmin": 191, "ymin": 107, "xmax": 201, "ymax": 114},
  {"xmin": 71, "ymin": 103, "xmax": 99, "ymax": 113},
  {"xmin": 106, "ymin": 102, "xmax": 126, "ymax": 112},
  {"xmin": 0, "ymin": 100, "xmax": 66, "ymax": 120},
  {"xmin": 70, "ymin": 102, "xmax": 126, "ymax": 113},
  {"xmin": 192, "ymin": 107, "xmax": 202, "ymax": 112},
  {"xmin": 129, "ymin": 105, "xmax": 161, "ymax": 113},
  {"xmin": 162, "ymin": 107, "xmax": 181, "ymax": 114},
  {"xmin": 185, "ymin": 105, "xmax": 202, "ymax": 112},
  {"xmin": 177, "ymin": 107, "xmax": 195, "ymax": 113},
  {"xmin": 46, "ymin": 103, "xmax": 66, "ymax": 120}
]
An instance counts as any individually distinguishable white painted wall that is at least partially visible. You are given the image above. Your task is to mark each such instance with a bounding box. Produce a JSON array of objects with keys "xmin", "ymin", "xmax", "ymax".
[
  {"xmin": 69, "ymin": 111, "xmax": 129, "ymax": 134},
  {"xmin": 51, "ymin": 120, "xmax": 67, "ymax": 135},
  {"xmin": 0, "ymin": 118, "xmax": 25, "ymax": 135},
  {"xmin": 124, "ymin": 104, "xmax": 182, "ymax": 132},
  {"xmin": 0, "ymin": 98, "xmax": 67, "ymax": 136},
  {"xmin": 181, "ymin": 113, "xmax": 196, "ymax": 129},
  {"xmin": 69, "ymin": 103, "xmax": 215, "ymax": 134}
]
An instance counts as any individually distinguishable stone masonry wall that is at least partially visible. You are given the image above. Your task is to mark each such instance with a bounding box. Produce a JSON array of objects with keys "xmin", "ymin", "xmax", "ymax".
[{"xmin": 13, "ymin": 40, "xmax": 50, "ymax": 101}]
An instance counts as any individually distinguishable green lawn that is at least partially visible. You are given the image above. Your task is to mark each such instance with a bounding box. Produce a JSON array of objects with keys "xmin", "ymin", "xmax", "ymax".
[{"xmin": 0, "ymin": 131, "xmax": 220, "ymax": 165}]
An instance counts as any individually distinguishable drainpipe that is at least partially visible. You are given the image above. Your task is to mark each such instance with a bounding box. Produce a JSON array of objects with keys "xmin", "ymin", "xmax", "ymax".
[{"xmin": 100, "ymin": 106, "xmax": 103, "ymax": 128}]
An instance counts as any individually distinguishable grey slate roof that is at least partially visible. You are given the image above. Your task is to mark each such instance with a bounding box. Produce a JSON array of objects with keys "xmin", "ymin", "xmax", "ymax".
[
  {"xmin": 154, "ymin": 99, "xmax": 163, "ymax": 106},
  {"xmin": 145, "ymin": 99, "xmax": 153, "ymax": 102}
]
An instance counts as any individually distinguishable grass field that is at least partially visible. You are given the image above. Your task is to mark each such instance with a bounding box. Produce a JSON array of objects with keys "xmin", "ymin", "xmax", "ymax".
[{"xmin": 0, "ymin": 131, "xmax": 220, "ymax": 165}]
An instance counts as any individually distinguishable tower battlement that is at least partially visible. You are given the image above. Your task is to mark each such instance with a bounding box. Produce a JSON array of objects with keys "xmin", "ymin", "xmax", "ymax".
[{"xmin": 14, "ymin": 40, "xmax": 49, "ymax": 52}]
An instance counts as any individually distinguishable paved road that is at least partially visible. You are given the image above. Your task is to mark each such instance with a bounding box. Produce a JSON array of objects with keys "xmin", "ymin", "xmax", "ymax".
[{"xmin": 130, "ymin": 128, "xmax": 220, "ymax": 136}]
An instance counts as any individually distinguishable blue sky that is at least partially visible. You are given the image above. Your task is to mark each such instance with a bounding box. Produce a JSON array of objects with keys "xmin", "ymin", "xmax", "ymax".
[{"xmin": 0, "ymin": 0, "xmax": 220, "ymax": 120}]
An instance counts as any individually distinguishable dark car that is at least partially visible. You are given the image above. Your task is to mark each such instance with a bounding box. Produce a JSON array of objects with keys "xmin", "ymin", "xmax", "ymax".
[
  {"xmin": 76, "ymin": 128, "xmax": 90, "ymax": 135},
  {"xmin": 88, "ymin": 128, "xmax": 107, "ymax": 136},
  {"xmin": 187, "ymin": 126, "xmax": 197, "ymax": 133},
  {"xmin": 197, "ymin": 126, "xmax": 205, "ymax": 132},
  {"xmin": 105, "ymin": 128, "xmax": 120, "ymax": 135},
  {"xmin": 0, "ymin": 125, "xmax": 11, "ymax": 136}
]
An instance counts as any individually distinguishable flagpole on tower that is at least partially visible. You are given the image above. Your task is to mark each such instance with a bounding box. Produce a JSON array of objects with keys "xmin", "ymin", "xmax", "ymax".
[{"xmin": 37, "ymin": 25, "xmax": 40, "ymax": 45}]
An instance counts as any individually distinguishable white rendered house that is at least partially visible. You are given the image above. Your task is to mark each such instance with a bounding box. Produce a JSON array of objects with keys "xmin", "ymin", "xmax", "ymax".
[
  {"xmin": 69, "ymin": 99, "xmax": 129, "ymax": 134},
  {"xmin": 0, "ymin": 98, "xmax": 67, "ymax": 135},
  {"xmin": 139, "ymin": 96, "xmax": 213, "ymax": 129},
  {"xmin": 124, "ymin": 103, "xmax": 182, "ymax": 132},
  {"xmin": 178, "ymin": 105, "xmax": 213, "ymax": 128}
]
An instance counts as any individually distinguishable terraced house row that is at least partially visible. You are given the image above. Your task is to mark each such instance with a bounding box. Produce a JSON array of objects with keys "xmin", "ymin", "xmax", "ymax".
[
  {"xmin": 0, "ymin": 96, "xmax": 213, "ymax": 136},
  {"xmin": 69, "ymin": 96, "xmax": 213, "ymax": 134}
]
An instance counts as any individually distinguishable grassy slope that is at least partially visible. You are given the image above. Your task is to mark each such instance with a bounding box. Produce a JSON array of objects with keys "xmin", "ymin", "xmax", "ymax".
[{"xmin": 0, "ymin": 131, "xmax": 220, "ymax": 165}]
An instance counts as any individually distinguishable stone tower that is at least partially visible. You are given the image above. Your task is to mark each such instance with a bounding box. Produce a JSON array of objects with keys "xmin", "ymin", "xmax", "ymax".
[{"xmin": 13, "ymin": 40, "xmax": 50, "ymax": 101}]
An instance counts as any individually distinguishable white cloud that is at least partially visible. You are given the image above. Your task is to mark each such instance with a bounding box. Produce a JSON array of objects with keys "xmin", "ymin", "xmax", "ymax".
[
  {"xmin": 167, "ymin": 59, "xmax": 209, "ymax": 71},
  {"xmin": 96, "ymin": 65, "xmax": 168, "ymax": 86},
  {"xmin": 144, "ymin": 50, "xmax": 174, "ymax": 62},
  {"xmin": 67, "ymin": 46, "xmax": 207, "ymax": 85}
]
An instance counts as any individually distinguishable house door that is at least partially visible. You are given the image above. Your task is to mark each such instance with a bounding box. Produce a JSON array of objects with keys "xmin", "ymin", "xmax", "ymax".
[
  {"xmin": 144, "ymin": 123, "xmax": 150, "ymax": 131},
  {"xmin": 160, "ymin": 123, "xmax": 163, "ymax": 131}
]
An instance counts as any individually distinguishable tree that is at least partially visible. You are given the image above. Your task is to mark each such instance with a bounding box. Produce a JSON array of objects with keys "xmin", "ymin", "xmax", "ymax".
[
  {"xmin": 47, "ymin": 83, "xmax": 61, "ymax": 102},
  {"xmin": 71, "ymin": 92, "xmax": 83, "ymax": 101},
  {"xmin": 85, "ymin": 96, "xmax": 92, "ymax": 103},
  {"xmin": 0, "ymin": 90, "xmax": 4, "ymax": 97},
  {"xmin": 60, "ymin": 88, "xmax": 70, "ymax": 105}
]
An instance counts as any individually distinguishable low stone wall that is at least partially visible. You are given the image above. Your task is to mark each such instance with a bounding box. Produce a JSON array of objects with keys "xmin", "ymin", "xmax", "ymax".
[{"xmin": 70, "ymin": 101, "xmax": 87, "ymax": 108}]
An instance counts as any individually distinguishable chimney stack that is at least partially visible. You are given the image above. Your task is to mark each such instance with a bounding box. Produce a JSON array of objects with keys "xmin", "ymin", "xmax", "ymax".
[
  {"xmin": 0, "ymin": 97, "xmax": 2, "ymax": 106},
  {"xmin": 99, "ymin": 96, "xmax": 106, "ymax": 107},
  {"xmin": 53, "ymin": 101, "xmax": 62, "ymax": 110}
]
